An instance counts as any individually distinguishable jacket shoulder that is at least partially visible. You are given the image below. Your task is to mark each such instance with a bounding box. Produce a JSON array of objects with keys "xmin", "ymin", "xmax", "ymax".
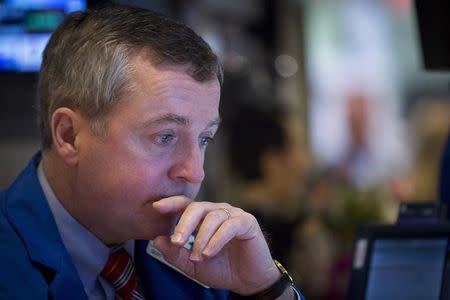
[{"xmin": 0, "ymin": 192, "xmax": 49, "ymax": 299}]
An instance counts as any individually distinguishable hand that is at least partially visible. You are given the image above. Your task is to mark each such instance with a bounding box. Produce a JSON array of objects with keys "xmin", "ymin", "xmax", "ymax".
[{"xmin": 152, "ymin": 196, "xmax": 281, "ymax": 295}]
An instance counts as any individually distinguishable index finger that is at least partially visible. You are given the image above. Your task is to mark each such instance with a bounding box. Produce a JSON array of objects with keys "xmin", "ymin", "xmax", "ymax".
[
  {"xmin": 152, "ymin": 195, "xmax": 193, "ymax": 214},
  {"xmin": 171, "ymin": 202, "xmax": 232, "ymax": 248}
]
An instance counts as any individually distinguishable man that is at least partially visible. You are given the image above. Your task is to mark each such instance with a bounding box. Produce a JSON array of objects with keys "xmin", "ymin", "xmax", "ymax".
[{"xmin": 0, "ymin": 5, "xmax": 304, "ymax": 300}]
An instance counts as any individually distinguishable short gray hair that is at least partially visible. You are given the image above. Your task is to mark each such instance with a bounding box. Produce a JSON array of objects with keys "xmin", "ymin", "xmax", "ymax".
[{"xmin": 38, "ymin": 5, "xmax": 222, "ymax": 149}]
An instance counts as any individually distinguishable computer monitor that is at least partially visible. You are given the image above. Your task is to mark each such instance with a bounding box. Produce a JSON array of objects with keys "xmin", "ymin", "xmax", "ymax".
[
  {"xmin": 346, "ymin": 224, "xmax": 450, "ymax": 300},
  {"xmin": 0, "ymin": 0, "xmax": 86, "ymax": 72}
]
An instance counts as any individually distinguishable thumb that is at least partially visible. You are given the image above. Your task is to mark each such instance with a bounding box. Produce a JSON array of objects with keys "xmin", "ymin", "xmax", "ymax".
[{"xmin": 152, "ymin": 195, "xmax": 192, "ymax": 214}]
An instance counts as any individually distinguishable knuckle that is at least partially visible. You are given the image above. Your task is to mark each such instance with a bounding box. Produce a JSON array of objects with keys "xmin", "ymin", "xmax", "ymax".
[
  {"xmin": 234, "ymin": 207, "xmax": 245, "ymax": 215},
  {"xmin": 205, "ymin": 210, "xmax": 222, "ymax": 221},
  {"xmin": 212, "ymin": 210, "xmax": 225, "ymax": 218},
  {"xmin": 186, "ymin": 201, "xmax": 202, "ymax": 212},
  {"xmin": 217, "ymin": 202, "xmax": 232, "ymax": 209},
  {"xmin": 243, "ymin": 211, "xmax": 258, "ymax": 224}
]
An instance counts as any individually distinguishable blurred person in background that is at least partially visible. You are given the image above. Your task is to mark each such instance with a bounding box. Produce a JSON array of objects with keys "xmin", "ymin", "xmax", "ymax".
[
  {"xmin": 406, "ymin": 98, "xmax": 450, "ymax": 202},
  {"xmin": 226, "ymin": 105, "xmax": 310, "ymax": 266},
  {"xmin": 288, "ymin": 91, "xmax": 403, "ymax": 300}
]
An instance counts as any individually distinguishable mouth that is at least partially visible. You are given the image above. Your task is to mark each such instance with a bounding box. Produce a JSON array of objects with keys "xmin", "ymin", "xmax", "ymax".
[
  {"xmin": 144, "ymin": 192, "xmax": 181, "ymax": 203},
  {"xmin": 152, "ymin": 188, "xmax": 197, "ymax": 202}
]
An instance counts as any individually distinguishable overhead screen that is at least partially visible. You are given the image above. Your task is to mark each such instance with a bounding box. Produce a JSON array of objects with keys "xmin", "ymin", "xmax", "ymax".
[{"xmin": 0, "ymin": 0, "xmax": 86, "ymax": 72}]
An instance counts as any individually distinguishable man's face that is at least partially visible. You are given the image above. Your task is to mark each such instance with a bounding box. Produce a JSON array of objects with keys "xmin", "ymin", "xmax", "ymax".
[{"xmin": 73, "ymin": 55, "xmax": 221, "ymax": 244}]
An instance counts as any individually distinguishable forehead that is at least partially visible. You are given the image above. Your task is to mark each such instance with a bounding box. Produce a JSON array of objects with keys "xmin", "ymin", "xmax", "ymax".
[
  {"xmin": 131, "ymin": 53, "xmax": 219, "ymax": 95},
  {"xmin": 110, "ymin": 54, "xmax": 220, "ymax": 125}
]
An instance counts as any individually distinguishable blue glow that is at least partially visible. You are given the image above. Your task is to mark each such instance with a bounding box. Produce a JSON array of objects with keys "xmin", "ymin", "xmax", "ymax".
[{"xmin": 0, "ymin": 0, "xmax": 86, "ymax": 72}]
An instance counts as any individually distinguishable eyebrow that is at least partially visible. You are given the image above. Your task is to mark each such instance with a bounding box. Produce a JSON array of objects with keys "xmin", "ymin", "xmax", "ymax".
[
  {"xmin": 208, "ymin": 117, "xmax": 222, "ymax": 128},
  {"xmin": 146, "ymin": 113, "xmax": 222, "ymax": 128}
]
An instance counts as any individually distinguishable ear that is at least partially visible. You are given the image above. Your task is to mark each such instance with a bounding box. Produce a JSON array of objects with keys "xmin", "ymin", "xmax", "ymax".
[{"xmin": 51, "ymin": 107, "xmax": 82, "ymax": 166}]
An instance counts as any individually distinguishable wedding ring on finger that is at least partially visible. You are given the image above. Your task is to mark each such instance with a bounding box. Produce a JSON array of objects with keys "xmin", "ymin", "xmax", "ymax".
[{"xmin": 219, "ymin": 207, "xmax": 232, "ymax": 220}]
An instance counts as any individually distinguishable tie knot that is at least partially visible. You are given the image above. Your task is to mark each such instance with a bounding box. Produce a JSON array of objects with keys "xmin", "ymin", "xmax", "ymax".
[{"xmin": 101, "ymin": 248, "xmax": 144, "ymax": 300}]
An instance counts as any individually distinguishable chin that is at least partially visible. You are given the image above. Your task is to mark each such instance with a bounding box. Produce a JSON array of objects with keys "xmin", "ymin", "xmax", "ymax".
[{"xmin": 142, "ymin": 217, "xmax": 177, "ymax": 240}]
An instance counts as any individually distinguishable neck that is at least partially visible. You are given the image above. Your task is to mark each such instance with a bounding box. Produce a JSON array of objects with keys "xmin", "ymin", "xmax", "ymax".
[
  {"xmin": 42, "ymin": 151, "xmax": 76, "ymax": 211},
  {"xmin": 41, "ymin": 151, "xmax": 127, "ymax": 245}
]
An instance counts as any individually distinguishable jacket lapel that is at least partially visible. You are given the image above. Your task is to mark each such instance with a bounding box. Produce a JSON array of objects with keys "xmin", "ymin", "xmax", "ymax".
[{"xmin": 6, "ymin": 153, "xmax": 87, "ymax": 300}]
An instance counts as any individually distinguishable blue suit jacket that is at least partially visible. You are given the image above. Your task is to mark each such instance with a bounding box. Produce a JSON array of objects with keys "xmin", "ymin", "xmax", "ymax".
[{"xmin": 0, "ymin": 154, "xmax": 228, "ymax": 299}]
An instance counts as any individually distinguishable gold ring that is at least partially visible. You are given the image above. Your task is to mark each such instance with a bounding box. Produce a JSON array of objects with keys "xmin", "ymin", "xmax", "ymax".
[{"xmin": 219, "ymin": 207, "xmax": 232, "ymax": 220}]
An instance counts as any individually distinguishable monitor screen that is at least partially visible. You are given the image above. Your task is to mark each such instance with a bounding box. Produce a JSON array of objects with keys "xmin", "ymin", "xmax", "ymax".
[
  {"xmin": 346, "ymin": 224, "xmax": 450, "ymax": 300},
  {"xmin": 366, "ymin": 238, "xmax": 447, "ymax": 300},
  {"xmin": 0, "ymin": 0, "xmax": 86, "ymax": 72}
]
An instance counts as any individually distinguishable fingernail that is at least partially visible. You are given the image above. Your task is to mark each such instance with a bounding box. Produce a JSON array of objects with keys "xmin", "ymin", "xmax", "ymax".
[
  {"xmin": 171, "ymin": 233, "xmax": 182, "ymax": 244},
  {"xmin": 189, "ymin": 252, "xmax": 201, "ymax": 261},
  {"xmin": 202, "ymin": 247, "xmax": 212, "ymax": 257}
]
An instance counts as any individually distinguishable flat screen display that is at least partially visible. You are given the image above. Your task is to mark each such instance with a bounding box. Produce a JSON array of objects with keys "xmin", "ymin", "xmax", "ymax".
[
  {"xmin": 0, "ymin": 0, "xmax": 86, "ymax": 72},
  {"xmin": 365, "ymin": 238, "xmax": 447, "ymax": 300},
  {"xmin": 346, "ymin": 224, "xmax": 450, "ymax": 300}
]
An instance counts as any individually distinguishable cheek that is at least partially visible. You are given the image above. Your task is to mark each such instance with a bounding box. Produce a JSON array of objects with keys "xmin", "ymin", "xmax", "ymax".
[
  {"xmin": 78, "ymin": 131, "xmax": 177, "ymax": 203},
  {"xmin": 112, "ymin": 162, "xmax": 168, "ymax": 199},
  {"xmin": 81, "ymin": 151, "xmax": 169, "ymax": 203}
]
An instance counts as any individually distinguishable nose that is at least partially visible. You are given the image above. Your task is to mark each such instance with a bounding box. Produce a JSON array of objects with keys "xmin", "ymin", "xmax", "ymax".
[{"xmin": 168, "ymin": 144, "xmax": 205, "ymax": 184}]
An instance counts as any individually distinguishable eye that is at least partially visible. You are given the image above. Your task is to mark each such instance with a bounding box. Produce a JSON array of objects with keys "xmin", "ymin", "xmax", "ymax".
[
  {"xmin": 199, "ymin": 136, "xmax": 214, "ymax": 148},
  {"xmin": 155, "ymin": 133, "xmax": 176, "ymax": 145}
]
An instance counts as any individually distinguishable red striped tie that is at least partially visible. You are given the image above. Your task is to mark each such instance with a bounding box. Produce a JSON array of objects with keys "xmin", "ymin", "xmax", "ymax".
[{"xmin": 101, "ymin": 248, "xmax": 145, "ymax": 300}]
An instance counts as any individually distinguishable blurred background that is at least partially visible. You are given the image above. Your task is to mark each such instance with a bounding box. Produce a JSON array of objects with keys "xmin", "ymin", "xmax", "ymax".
[{"xmin": 1, "ymin": 0, "xmax": 449, "ymax": 299}]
